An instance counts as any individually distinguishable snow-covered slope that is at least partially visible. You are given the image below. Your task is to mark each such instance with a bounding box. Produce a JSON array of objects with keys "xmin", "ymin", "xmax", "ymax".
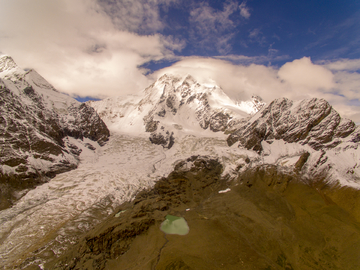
[
  {"xmin": 89, "ymin": 74, "xmax": 263, "ymax": 148},
  {"xmin": 0, "ymin": 55, "xmax": 77, "ymax": 112},
  {"xmin": 88, "ymin": 74, "xmax": 360, "ymax": 190},
  {"xmin": 0, "ymin": 55, "xmax": 110, "ymax": 209},
  {"xmin": 236, "ymin": 95, "xmax": 265, "ymax": 114},
  {"xmin": 227, "ymin": 97, "xmax": 360, "ymax": 188},
  {"xmin": 0, "ymin": 132, "xmax": 260, "ymax": 269}
]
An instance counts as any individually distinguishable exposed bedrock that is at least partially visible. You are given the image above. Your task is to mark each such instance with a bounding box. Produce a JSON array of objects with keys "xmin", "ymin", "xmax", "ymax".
[
  {"xmin": 49, "ymin": 156, "xmax": 360, "ymax": 270},
  {"xmin": 227, "ymin": 98, "xmax": 357, "ymax": 153},
  {"xmin": 0, "ymin": 83, "xmax": 110, "ymax": 210}
]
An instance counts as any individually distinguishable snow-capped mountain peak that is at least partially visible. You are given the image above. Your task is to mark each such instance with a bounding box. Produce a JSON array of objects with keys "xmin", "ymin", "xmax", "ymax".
[
  {"xmin": 0, "ymin": 55, "xmax": 80, "ymax": 113},
  {"xmin": 0, "ymin": 55, "xmax": 18, "ymax": 73},
  {"xmin": 0, "ymin": 56, "xmax": 110, "ymax": 210},
  {"xmin": 236, "ymin": 95, "xmax": 265, "ymax": 114},
  {"xmin": 89, "ymin": 74, "xmax": 264, "ymax": 148}
]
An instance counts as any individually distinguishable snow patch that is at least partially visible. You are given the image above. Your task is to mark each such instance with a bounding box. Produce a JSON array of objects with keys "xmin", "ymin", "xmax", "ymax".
[{"xmin": 218, "ymin": 188, "xmax": 231, "ymax": 194}]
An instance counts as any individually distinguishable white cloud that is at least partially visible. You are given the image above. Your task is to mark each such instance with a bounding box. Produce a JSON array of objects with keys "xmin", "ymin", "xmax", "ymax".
[
  {"xmin": 151, "ymin": 57, "xmax": 286, "ymax": 102},
  {"xmin": 0, "ymin": 0, "xmax": 182, "ymax": 98},
  {"xmin": 1, "ymin": 1, "xmax": 359, "ymax": 123},
  {"xmin": 239, "ymin": 1, "xmax": 251, "ymax": 19},
  {"xmin": 320, "ymin": 58, "xmax": 360, "ymax": 71},
  {"xmin": 190, "ymin": 2, "xmax": 236, "ymax": 33},
  {"xmin": 249, "ymin": 28, "xmax": 260, "ymax": 38},
  {"xmin": 332, "ymin": 71, "xmax": 360, "ymax": 100},
  {"xmin": 152, "ymin": 56, "xmax": 360, "ymax": 123},
  {"xmin": 278, "ymin": 57, "xmax": 335, "ymax": 90}
]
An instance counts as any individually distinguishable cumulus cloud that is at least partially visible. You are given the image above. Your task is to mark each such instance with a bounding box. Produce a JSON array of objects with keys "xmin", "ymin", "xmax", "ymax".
[
  {"xmin": 316, "ymin": 59, "xmax": 360, "ymax": 111},
  {"xmin": 0, "ymin": 0, "xmax": 182, "ymax": 98},
  {"xmin": 278, "ymin": 57, "xmax": 335, "ymax": 90},
  {"xmin": 151, "ymin": 56, "xmax": 360, "ymax": 123},
  {"xmin": 332, "ymin": 72, "xmax": 360, "ymax": 100}
]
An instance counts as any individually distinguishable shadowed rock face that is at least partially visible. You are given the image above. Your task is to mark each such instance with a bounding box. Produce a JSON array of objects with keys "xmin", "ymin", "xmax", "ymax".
[
  {"xmin": 0, "ymin": 81, "xmax": 109, "ymax": 210},
  {"xmin": 149, "ymin": 130, "xmax": 175, "ymax": 149},
  {"xmin": 227, "ymin": 98, "xmax": 357, "ymax": 153},
  {"xmin": 47, "ymin": 156, "xmax": 360, "ymax": 270},
  {"xmin": 62, "ymin": 103, "xmax": 110, "ymax": 146}
]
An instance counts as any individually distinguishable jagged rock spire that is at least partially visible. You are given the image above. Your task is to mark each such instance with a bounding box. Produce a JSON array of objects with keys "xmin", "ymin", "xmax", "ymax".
[{"xmin": 0, "ymin": 55, "xmax": 18, "ymax": 72}]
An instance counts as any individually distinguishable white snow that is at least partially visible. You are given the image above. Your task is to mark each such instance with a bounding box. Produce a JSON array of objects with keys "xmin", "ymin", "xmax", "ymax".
[
  {"xmin": 317, "ymin": 143, "xmax": 360, "ymax": 188},
  {"xmin": 261, "ymin": 140, "xmax": 313, "ymax": 165},
  {"xmin": 0, "ymin": 132, "xmax": 256, "ymax": 268},
  {"xmin": 261, "ymin": 139, "xmax": 360, "ymax": 188},
  {"xmin": 218, "ymin": 188, "xmax": 231, "ymax": 194},
  {"xmin": 0, "ymin": 56, "xmax": 78, "ymax": 113},
  {"xmin": 89, "ymin": 74, "xmax": 260, "ymax": 136}
]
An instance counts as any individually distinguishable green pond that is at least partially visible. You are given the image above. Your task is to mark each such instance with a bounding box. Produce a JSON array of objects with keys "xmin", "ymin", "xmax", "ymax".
[{"xmin": 160, "ymin": 215, "xmax": 189, "ymax": 235}]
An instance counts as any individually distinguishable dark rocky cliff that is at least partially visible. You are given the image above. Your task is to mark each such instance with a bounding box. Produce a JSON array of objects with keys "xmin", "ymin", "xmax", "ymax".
[
  {"xmin": 227, "ymin": 98, "xmax": 358, "ymax": 153},
  {"xmin": 0, "ymin": 57, "xmax": 110, "ymax": 209}
]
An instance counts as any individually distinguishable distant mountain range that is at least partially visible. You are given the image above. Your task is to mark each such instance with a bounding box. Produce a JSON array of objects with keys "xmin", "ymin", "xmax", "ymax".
[{"xmin": 1, "ymin": 55, "xmax": 360, "ymax": 270}]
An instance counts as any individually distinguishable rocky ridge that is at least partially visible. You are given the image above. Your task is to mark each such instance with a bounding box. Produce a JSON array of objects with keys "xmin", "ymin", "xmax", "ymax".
[
  {"xmin": 0, "ymin": 55, "xmax": 110, "ymax": 209},
  {"xmin": 223, "ymin": 97, "xmax": 360, "ymax": 192},
  {"xmin": 227, "ymin": 97, "xmax": 359, "ymax": 153}
]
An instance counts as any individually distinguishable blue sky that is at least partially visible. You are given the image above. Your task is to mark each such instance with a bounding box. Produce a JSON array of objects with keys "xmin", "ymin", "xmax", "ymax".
[
  {"xmin": 140, "ymin": 0, "xmax": 360, "ymax": 67},
  {"xmin": 0, "ymin": 0, "xmax": 360, "ymax": 121}
]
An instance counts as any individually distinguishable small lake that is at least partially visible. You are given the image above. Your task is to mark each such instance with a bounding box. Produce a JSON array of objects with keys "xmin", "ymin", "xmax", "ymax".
[{"xmin": 160, "ymin": 215, "xmax": 189, "ymax": 235}]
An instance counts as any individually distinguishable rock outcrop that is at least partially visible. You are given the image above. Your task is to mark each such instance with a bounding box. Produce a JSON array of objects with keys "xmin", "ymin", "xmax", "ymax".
[
  {"xmin": 0, "ymin": 56, "xmax": 110, "ymax": 209},
  {"xmin": 62, "ymin": 103, "xmax": 110, "ymax": 146},
  {"xmin": 149, "ymin": 130, "xmax": 175, "ymax": 149},
  {"xmin": 227, "ymin": 97, "xmax": 357, "ymax": 153}
]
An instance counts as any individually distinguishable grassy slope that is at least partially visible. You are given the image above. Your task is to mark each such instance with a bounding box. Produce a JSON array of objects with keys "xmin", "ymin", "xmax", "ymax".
[{"xmin": 50, "ymin": 159, "xmax": 360, "ymax": 270}]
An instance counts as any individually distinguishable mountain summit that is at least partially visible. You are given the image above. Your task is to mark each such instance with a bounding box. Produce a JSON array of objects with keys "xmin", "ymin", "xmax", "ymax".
[
  {"xmin": 0, "ymin": 55, "xmax": 18, "ymax": 73},
  {"xmin": 89, "ymin": 73, "xmax": 264, "ymax": 148},
  {"xmin": 0, "ymin": 55, "xmax": 109, "ymax": 209}
]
